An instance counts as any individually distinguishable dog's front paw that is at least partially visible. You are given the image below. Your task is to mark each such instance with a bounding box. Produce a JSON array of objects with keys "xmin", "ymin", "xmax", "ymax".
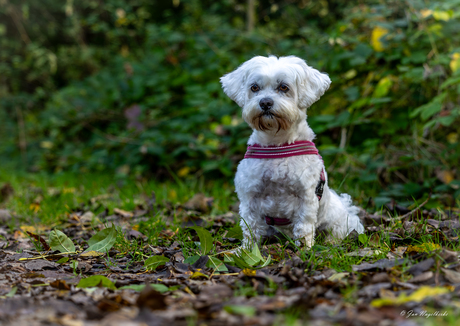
[{"xmin": 297, "ymin": 236, "xmax": 315, "ymax": 249}]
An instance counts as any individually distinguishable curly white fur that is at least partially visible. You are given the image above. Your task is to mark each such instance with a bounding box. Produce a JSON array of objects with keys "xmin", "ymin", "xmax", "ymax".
[{"xmin": 221, "ymin": 55, "xmax": 364, "ymax": 249}]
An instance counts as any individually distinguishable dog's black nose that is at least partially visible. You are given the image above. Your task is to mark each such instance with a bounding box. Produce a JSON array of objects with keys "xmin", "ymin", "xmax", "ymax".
[{"xmin": 259, "ymin": 98, "xmax": 274, "ymax": 111}]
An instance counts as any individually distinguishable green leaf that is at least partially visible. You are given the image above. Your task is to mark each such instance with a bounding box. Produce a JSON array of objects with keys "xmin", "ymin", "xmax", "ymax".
[
  {"xmin": 312, "ymin": 245, "xmax": 329, "ymax": 252},
  {"xmin": 144, "ymin": 255, "xmax": 169, "ymax": 270},
  {"xmin": 77, "ymin": 275, "xmax": 116, "ymax": 290},
  {"xmin": 223, "ymin": 253, "xmax": 234, "ymax": 263},
  {"xmin": 240, "ymin": 248, "xmax": 260, "ymax": 266},
  {"xmin": 231, "ymin": 254, "xmax": 253, "ymax": 269},
  {"xmin": 49, "ymin": 229, "xmax": 76, "ymax": 253},
  {"xmin": 85, "ymin": 224, "xmax": 117, "ymax": 253},
  {"xmin": 226, "ymin": 225, "xmax": 243, "ymax": 240},
  {"xmin": 5, "ymin": 286, "xmax": 17, "ymax": 297},
  {"xmin": 56, "ymin": 257, "xmax": 69, "ymax": 264},
  {"xmin": 358, "ymin": 233, "xmax": 368, "ymax": 245},
  {"xmin": 118, "ymin": 284, "xmax": 169, "ymax": 293},
  {"xmin": 206, "ymin": 257, "xmax": 228, "ymax": 272},
  {"xmin": 188, "ymin": 226, "xmax": 213, "ymax": 255},
  {"xmin": 251, "ymin": 244, "xmax": 263, "ymax": 261},
  {"xmin": 410, "ymin": 93, "xmax": 447, "ymax": 120},
  {"xmin": 183, "ymin": 255, "xmax": 200, "ymax": 265},
  {"xmin": 224, "ymin": 305, "xmax": 256, "ymax": 317},
  {"xmin": 259, "ymin": 255, "xmax": 272, "ymax": 268},
  {"xmin": 70, "ymin": 260, "xmax": 78, "ymax": 270},
  {"xmin": 440, "ymin": 76, "xmax": 460, "ymax": 89}
]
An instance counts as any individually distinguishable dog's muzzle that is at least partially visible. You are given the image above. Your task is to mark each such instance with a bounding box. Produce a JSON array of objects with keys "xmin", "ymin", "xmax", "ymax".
[{"xmin": 259, "ymin": 98, "xmax": 273, "ymax": 111}]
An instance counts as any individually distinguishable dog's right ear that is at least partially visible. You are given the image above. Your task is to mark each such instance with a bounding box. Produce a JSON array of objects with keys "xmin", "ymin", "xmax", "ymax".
[
  {"xmin": 221, "ymin": 56, "xmax": 272, "ymax": 107},
  {"xmin": 220, "ymin": 65, "xmax": 248, "ymax": 107}
]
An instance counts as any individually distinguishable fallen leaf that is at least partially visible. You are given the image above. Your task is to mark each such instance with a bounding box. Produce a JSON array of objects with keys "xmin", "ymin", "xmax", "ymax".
[
  {"xmin": 49, "ymin": 229, "xmax": 76, "ymax": 253},
  {"xmin": 50, "ymin": 280, "xmax": 71, "ymax": 290},
  {"xmin": 144, "ymin": 256, "xmax": 169, "ymax": 270},
  {"xmin": 24, "ymin": 259, "xmax": 59, "ymax": 271},
  {"xmin": 406, "ymin": 243, "xmax": 441, "ymax": 254},
  {"xmin": 352, "ymin": 258, "xmax": 406, "ymax": 272},
  {"xmin": 190, "ymin": 272, "xmax": 209, "ymax": 279},
  {"xmin": 371, "ymin": 286, "xmax": 451, "ymax": 307},
  {"xmin": 408, "ymin": 258, "xmax": 434, "ymax": 276},
  {"xmin": 26, "ymin": 231, "xmax": 50, "ymax": 251},
  {"xmin": 77, "ymin": 275, "xmax": 116, "ymax": 290},
  {"xmin": 80, "ymin": 250, "xmax": 105, "ymax": 258},
  {"xmin": 442, "ymin": 268, "xmax": 460, "ymax": 283},
  {"xmin": 113, "ymin": 208, "xmax": 133, "ymax": 218}
]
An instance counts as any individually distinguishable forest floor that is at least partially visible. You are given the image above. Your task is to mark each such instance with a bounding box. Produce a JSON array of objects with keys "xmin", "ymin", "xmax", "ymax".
[{"xmin": 0, "ymin": 171, "xmax": 460, "ymax": 326}]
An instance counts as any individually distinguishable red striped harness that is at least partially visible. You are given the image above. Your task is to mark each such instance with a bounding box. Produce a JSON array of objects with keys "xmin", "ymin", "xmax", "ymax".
[{"xmin": 244, "ymin": 140, "xmax": 326, "ymax": 226}]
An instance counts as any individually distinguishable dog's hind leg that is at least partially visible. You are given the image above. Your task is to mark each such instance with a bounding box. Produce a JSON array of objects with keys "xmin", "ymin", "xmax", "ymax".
[{"xmin": 319, "ymin": 189, "xmax": 364, "ymax": 242}]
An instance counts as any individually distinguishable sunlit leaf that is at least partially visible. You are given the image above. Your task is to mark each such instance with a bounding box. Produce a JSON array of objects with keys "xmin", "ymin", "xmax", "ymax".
[
  {"xmin": 371, "ymin": 286, "xmax": 451, "ymax": 307},
  {"xmin": 449, "ymin": 53, "xmax": 460, "ymax": 73},
  {"xmin": 190, "ymin": 271, "xmax": 209, "ymax": 279},
  {"xmin": 371, "ymin": 26, "xmax": 388, "ymax": 52}
]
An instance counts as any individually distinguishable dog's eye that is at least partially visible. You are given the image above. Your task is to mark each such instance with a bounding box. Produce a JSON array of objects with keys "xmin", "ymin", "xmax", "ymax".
[
  {"xmin": 279, "ymin": 84, "xmax": 289, "ymax": 92},
  {"xmin": 251, "ymin": 84, "xmax": 260, "ymax": 92}
]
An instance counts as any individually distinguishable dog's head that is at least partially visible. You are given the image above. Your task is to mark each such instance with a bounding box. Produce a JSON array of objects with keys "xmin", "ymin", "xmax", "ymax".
[{"xmin": 220, "ymin": 55, "xmax": 331, "ymax": 132}]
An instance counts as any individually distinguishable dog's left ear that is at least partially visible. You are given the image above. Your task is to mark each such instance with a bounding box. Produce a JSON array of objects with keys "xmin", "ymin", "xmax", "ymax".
[{"xmin": 292, "ymin": 58, "xmax": 331, "ymax": 109}]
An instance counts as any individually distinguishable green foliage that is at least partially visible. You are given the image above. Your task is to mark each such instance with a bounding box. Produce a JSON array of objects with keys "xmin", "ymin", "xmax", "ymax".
[
  {"xmin": 188, "ymin": 226, "xmax": 214, "ymax": 255},
  {"xmin": 144, "ymin": 255, "xmax": 169, "ymax": 270},
  {"xmin": 77, "ymin": 275, "xmax": 117, "ymax": 290},
  {"xmin": 48, "ymin": 229, "xmax": 76, "ymax": 253},
  {"xmin": 2, "ymin": 0, "xmax": 460, "ymax": 205},
  {"xmin": 85, "ymin": 224, "xmax": 118, "ymax": 253}
]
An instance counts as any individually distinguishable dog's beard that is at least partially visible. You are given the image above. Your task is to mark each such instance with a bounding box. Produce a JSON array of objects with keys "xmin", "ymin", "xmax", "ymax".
[{"xmin": 251, "ymin": 111, "xmax": 291, "ymax": 132}]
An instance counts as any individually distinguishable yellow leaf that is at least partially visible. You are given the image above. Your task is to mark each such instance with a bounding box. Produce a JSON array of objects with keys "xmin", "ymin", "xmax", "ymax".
[
  {"xmin": 242, "ymin": 268, "xmax": 256, "ymax": 276},
  {"xmin": 437, "ymin": 170, "xmax": 455, "ymax": 185},
  {"xmin": 371, "ymin": 26, "xmax": 388, "ymax": 52},
  {"xmin": 433, "ymin": 10, "xmax": 452, "ymax": 21},
  {"xmin": 168, "ymin": 189, "xmax": 177, "ymax": 200},
  {"xmin": 178, "ymin": 167, "xmax": 190, "ymax": 177},
  {"xmin": 450, "ymin": 53, "xmax": 460, "ymax": 72},
  {"xmin": 190, "ymin": 272, "xmax": 209, "ymax": 279},
  {"xmin": 63, "ymin": 187, "xmax": 76, "ymax": 194},
  {"xmin": 40, "ymin": 141, "xmax": 53, "ymax": 149},
  {"xmin": 373, "ymin": 76, "xmax": 393, "ymax": 98},
  {"xmin": 406, "ymin": 242, "xmax": 441, "ymax": 253},
  {"xmin": 371, "ymin": 286, "xmax": 451, "ymax": 307},
  {"xmin": 428, "ymin": 24, "xmax": 443, "ymax": 36},
  {"xmin": 29, "ymin": 203, "xmax": 41, "ymax": 213},
  {"xmin": 344, "ymin": 69, "xmax": 357, "ymax": 80},
  {"xmin": 447, "ymin": 133, "xmax": 458, "ymax": 144},
  {"xmin": 80, "ymin": 251, "xmax": 104, "ymax": 257},
  {"xmin": 420, "ymin": 9, "xmax": 433, "ymax": 18}
]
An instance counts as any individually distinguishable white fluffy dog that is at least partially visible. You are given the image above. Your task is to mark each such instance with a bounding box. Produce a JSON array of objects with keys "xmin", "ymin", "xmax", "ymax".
[{"xmin": 220, "ymin": 55, "xmax": 364, "ymax": 249}]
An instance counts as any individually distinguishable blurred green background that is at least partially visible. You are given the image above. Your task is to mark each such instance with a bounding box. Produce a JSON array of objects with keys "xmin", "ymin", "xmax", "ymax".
[{"xmin": 1, "ymin": 0, "xmax": 460, "ymax": 208}]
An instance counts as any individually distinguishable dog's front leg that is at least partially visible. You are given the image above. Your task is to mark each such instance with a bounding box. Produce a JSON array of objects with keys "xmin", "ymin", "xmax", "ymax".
[
  {"xmin": 239, "ymin": 203, "xmax": 269, "ymax": 249},
  {"xmin": 292, "ymin": 193, "xmax": 319, "ymax": 249}
]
